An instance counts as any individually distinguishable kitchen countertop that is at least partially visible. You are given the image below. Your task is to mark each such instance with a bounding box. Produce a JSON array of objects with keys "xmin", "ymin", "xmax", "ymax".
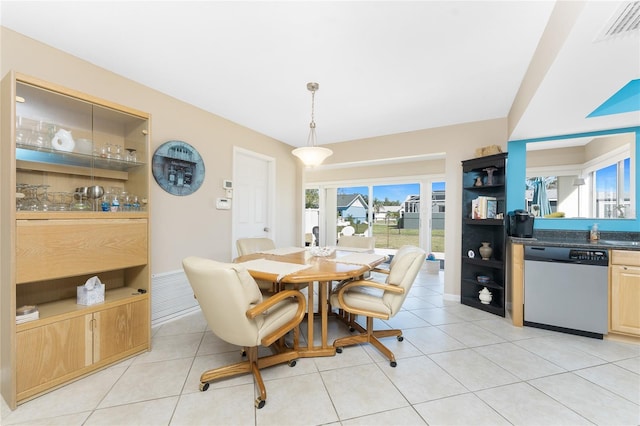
[{"xmin": 509, "ymin": 230, "xmax": 640, "ymax": 251}]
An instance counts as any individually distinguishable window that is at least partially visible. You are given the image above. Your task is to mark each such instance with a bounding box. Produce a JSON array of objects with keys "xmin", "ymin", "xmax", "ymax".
[{"xmin": 593, "ymin": 157, "xmax": 631, "ymax": 218}]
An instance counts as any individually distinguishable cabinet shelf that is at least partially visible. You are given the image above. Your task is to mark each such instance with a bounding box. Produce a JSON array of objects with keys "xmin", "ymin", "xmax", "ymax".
[
  {"xmin": 17, "ymin": 146, "xmax": 144, "ymax": 174},
  {"xmin": 16, "ymin": 211, "xmax": 148, "ymax": 220},
  {"xmin": 463, "ymin": 184, "xmax": 505, "ymax": 191},
  {"xmin": 462, "ymin": 278, "xmax": 503, "ymax": 291},
  {"xmin": 463, "ymin": 218, "xmax": 504, "ymax": 226},
  {"xmin": 463, "ymin": 256, "xmax": 504, "ymax": 269},
  {"xmin": 16, "ymin": 287, "xmax": 148, "ymax": 331},
  {"xmin": 461, "ymin": 296, "xmax": 505, "ymax": 316}
]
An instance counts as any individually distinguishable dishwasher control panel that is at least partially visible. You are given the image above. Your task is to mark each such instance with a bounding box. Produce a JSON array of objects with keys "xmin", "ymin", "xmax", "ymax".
[
  {"xmin": 524, "ymin": 246, "xmax": 608, "ymax": 266},
  {"xmin": 569, "ymin": 249, "xmax": 608, "ymax": 265}
]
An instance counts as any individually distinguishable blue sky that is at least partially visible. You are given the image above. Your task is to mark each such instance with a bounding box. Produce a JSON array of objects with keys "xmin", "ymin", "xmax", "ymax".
[
  {"xmin": 339, "ymin": 182, "xmax": 445, "ymax": 203},
  {"xmin": 596, "ymin": 158, "xmax": 630, "ymax": 193}
]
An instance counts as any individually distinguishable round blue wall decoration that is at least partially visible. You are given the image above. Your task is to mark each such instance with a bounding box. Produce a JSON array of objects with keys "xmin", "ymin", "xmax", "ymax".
[{"xmin": 152, "ymin": 140, "xmax": 205, "ymax": 196}]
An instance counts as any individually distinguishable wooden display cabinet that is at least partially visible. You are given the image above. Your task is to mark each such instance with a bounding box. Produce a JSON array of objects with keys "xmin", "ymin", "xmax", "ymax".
[
  {"xmin": 460, "ymin": 153, "xmax": 508, "ymax": 316},
  {"xmin": 1, "ymin": 72, "xmax": 151, "ymax": 408}
]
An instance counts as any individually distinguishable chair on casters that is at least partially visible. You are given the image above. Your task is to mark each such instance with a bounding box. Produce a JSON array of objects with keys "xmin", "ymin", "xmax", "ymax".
[
  {"xmin": 182, "ymin": 256, "xmax": 306, "ymax": 408},
  {"xmin": 236, "ymin": 237, "xmax": 277, "ymax": 292},
  {"xmin": 339, "ymin": 225, "xmax": 355, "ymax": 237},
  {"xmin": 337, "ymin": 235, "xmax": 375, "ymax": 250},
  {"xmin": 330, "ymin": 245, "xmax": 426, "ymax": 367}
]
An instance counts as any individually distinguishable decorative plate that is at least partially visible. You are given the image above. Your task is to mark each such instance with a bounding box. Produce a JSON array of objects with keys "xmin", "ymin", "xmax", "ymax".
[{"xmin": 152, "ymin": 140, "xmax": 205, "ymax": 196}]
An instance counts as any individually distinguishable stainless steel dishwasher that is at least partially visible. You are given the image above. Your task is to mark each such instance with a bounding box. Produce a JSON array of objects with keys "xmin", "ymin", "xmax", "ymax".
[{"xmin": 524, "ymin": 246, "xmax": 608, "ymax": 339}]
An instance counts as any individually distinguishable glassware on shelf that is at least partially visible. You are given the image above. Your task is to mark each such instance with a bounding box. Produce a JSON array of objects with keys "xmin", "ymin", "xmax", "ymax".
[
  {"xmin": 18, "ymin": 185, "xmax": 42, "ymax": 211},
  {"xmin": 121, "ymin": 192, "xmax": 132, "ymax": 211},
  {"xmin": 15, "ymin": 183, "xmax": 28, "ymax": 211},
  {"xmin": 37, "ymin": 185, "xmax": 52, "ymax": 211},
  {"xmin": 71, "ymin": 191, "xmax": 92, "ymax": 211},
  {"xmin": 113, "ymin": 144, "xmax": 123, "ymax": 161},
  {"xmin": 48, "ymin": 192, "xmax": 73, "ymax": 211},
  {"xmin": 109, "ymin": 187, "xmax": 121, "ymax": 212},
  {"xmin": 100, "ymin": 192, "xmax": 111, "ymax": 212},
  {"xmin": 86, "ymin": 185, "xmax": 104, "ymax": 211},
  {"xmin": 101, "ymin": 143, "xmax": 113, "ymax": 159},
  {"xmin": 131, "ymin": 194, "xmax": 141, "ymax": 211},
  {"xmin": 125, "ymin": 148, "xmax": 137, "ymax": 162}
]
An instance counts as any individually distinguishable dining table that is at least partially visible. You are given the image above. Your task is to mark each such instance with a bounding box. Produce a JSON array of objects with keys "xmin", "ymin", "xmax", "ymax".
[{"xmin": 234, "ymin": 246, "xmax": 388, "ymax": 358}]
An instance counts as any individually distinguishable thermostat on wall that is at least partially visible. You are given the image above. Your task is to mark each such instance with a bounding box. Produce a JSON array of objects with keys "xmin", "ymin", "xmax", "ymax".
[
  {"xmin": 216, "ymin": 198, "xmax": 231, "ymax": 210},
  {"xmin": 223, "ymin": 179, "xmax": 233, "ymax": 189}
]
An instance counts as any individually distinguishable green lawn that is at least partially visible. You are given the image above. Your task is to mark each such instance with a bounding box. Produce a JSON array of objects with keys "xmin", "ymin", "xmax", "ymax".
[{"xmin": 364, "ymin": 223, "xmax": 444, "ymax": 252}]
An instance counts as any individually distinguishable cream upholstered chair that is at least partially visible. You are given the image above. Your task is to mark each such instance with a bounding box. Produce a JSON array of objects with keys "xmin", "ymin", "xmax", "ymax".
[
  {"xmin": 236, "ymin": 237, "xmax": 277, "ymax": 292},
  {"xmin": 339, "ymin": 225, "xmax": 355, "ymax": 237},
  {"xmin": 182, "ymin": 256, "xmax": 306, "ymax": 409},
  {"xmin": 330, "ymin": 245, "xmax": 426, "ymax": 367},
  {"xmin": 236, "ymin": 237, "xmax": 276, "ymax": 256},
  {"xmin": 336, "ymin": 235, "xmax": 376, "ymax": 283},
  {"xmin": 337, "ymin": 235, "xmax": 375, "ymax": 250}
]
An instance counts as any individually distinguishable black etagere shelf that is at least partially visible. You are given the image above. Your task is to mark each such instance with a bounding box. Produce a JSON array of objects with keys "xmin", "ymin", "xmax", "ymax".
[{"xmin": 460, "ymin": 152, "xmax": 508, "ymax": 317}]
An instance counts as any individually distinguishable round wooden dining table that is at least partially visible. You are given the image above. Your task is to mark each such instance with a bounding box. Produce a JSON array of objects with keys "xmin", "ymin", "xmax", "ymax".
[{"xmin": 235, "ymin": 247, "xmax": 388, "ymax": 357}]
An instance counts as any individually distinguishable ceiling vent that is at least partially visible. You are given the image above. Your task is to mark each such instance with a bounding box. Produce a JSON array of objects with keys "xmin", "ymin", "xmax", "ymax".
[{"xmin": 595, "ymin": 1, "xmax": 640, "ymax": 41}]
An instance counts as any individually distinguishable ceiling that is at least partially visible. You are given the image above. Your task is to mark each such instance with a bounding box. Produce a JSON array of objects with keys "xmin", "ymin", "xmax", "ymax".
[{"xmin": 1, "ymin": 1, "xmax": 639, "ymax": 148}]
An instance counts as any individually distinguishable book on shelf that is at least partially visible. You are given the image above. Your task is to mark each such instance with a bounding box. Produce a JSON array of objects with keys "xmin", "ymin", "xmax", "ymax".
[
  {"xmin": 486, "ymin": 199, "xmax": 497, "ymax": 219},
  {"xmin": 16, "ymin": 305, "xmax": 39, "ymax": 324},
  {"xmin": 472, "ymin": 196, "xmax": 497, "ymax": 219}
]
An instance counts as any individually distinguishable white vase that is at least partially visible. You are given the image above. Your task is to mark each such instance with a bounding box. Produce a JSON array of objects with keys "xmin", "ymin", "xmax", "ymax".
[
  {"xmin": 479, "ymin": 287, "xmax": 493, "ymax": 304},
  {"xmin": 479, "ymin": 242, "xmax": 492, "ymax": 260}
]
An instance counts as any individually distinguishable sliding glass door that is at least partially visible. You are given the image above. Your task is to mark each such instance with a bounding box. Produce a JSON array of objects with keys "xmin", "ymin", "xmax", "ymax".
[
  {"xmin": 305, "ymin": 178, "xmax": 445, "ymax": 260},
  {"xmin": 371, "ymin": 183, "xmax": 420, "ymax": 250}
]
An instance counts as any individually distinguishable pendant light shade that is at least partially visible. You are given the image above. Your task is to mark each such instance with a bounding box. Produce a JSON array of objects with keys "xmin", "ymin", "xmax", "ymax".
[{"xmin": 292, "ymin": 82, "xmax": 333, "ymax": 167}]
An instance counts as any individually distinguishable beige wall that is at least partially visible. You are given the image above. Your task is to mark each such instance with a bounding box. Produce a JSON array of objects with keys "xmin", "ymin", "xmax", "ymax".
[
  {"xmin": 526, "ymin": 132, "xmax": 634, "ymax": 168},
  {"xmin": 1, "ymin": 27, "xmax": 303, "ymax": 273},
  {"xmin": 527, "ymin": 146, "xmax": 585, "ymax": 168},
  {"xmin": 1, "ymin": 26, "xmax": 510, "ymax": 300}
]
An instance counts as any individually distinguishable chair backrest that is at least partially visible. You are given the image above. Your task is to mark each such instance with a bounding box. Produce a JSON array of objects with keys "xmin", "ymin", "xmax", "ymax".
[
  {"xmin": 384, "ymin": 245, "xmax": 426, "ymax": 315},
  {"xmin": 236, "ymin": 237, "xmax": 276, "ymax": 256},
  {"xmin": 182, "ymin": 256, "xmax": 264, "ymax": 347},
  {"xmin": 337, "ymin": 235, "xmax": 375, "ymax": 249},
  {"xmin": 341, "ymin": 226, "xmax": 355, "ymax": 236},
  {"xmin": 312, "ymin": 226, "xmax": 319, "ymax": 246}
]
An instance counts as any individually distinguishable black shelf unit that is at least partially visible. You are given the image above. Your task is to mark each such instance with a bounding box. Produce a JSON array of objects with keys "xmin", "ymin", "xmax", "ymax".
[{"xmin": 460, "ymin": 152, "xmax": 508, "ymax": 316}]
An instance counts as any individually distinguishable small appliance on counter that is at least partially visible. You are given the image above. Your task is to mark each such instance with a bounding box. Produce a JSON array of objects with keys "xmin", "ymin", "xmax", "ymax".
[{"xmin": 508, "ymin": 209, "xmax": 535, "ymax": 238}]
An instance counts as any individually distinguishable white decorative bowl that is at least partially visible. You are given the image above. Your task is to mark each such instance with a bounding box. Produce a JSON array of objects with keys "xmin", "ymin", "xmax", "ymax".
[{"xmin": 308, "ymin": 246, "xmax": 334, "ymax": 257}]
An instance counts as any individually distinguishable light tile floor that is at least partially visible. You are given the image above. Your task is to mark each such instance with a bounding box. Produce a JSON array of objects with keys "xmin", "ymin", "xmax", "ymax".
[{"xmin": 2, "ymin": 266, "xmax": 639, "ymax": 425}]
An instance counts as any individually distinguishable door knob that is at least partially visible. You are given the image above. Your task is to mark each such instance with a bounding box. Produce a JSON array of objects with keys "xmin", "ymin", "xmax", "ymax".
[{"xmin": 264, "ymin": 227, "xmax": 270, "ymax": 232}]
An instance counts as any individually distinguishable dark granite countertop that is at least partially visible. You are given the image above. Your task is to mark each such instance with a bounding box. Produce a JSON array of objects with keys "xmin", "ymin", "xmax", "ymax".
[{"xmin": 509, "ymin": 230, "xmax": 640, "ymax": 251}]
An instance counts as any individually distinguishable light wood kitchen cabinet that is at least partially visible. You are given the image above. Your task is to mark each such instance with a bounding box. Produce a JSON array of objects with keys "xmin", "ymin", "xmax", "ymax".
[
  {"xmin": 1, "ymin": 72, "xmax": 151, "ymax": 408},
  {"xmin": 610, "ymin": 250, "xmax": 640, "ymax": 337},
  {"xmin": 16, "ymin": 298, "xmax": 148, "ymax": 402}
]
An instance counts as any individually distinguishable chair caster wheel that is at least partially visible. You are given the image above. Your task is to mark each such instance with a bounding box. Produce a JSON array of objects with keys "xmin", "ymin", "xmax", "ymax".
[
  {"xmin": 390, "ymin": 361, "xmax": 397, "ymax": 367},
  {"xmin": 255, "ymin": 398, "xmax": 265, "ymax": 409},
  {"xmin": 288, "ymin": 359, "xmax": 297, "ymax": 367},
  {"xmin": 199, "ymin": 382, "xmax": 210, "ymax": 391},
  {"xmin": 336, "ymin": 347, "xmax": 343, "ymax": 354},
  {"xmin": 397, "ymin": 336, "xmax": 404, "ymax": 342}
]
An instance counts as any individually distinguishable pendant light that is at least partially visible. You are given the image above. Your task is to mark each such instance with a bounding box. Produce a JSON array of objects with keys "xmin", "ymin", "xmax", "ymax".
[{"xmin": 292, "ymin": 82, "xmax": 333, "ymax": 167}]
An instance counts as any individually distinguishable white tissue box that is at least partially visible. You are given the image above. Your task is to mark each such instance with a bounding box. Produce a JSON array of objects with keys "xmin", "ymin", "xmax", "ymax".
[{"xmin": 77, "ymin": 276, "xmax": 105, "ymax": 305}]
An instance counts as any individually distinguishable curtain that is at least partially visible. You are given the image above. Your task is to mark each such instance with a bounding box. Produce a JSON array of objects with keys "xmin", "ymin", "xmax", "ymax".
[{"xmin": 532, "ymin": 177, "xmax": 552, "ymax": 217}]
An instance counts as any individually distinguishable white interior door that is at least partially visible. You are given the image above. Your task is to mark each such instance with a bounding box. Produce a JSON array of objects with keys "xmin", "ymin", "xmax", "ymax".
[{"xmin": 232, "ymin": 148, "xmax": 275, "ymax": 257}]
